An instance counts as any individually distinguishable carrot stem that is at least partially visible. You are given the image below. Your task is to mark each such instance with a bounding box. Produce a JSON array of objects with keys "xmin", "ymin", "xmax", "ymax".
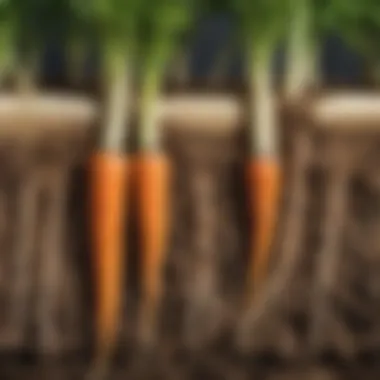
[
  {"xmin": 90, "ymin": 154, "xmax": 128, "ymax": 359},
  {"xmin": 248, "ymin": 45, "xmax": 278, "ymax": 157},
  {"xmin": 284, "ymin": 0, "xmax": 322, "ymax": 104},
  {"xmin": 136, "ymin": 153, "xmax": 171, "ymax": 347},
  {"xmin": 100, "ymin": 44, "xmax": 131, "ymax": 153}
]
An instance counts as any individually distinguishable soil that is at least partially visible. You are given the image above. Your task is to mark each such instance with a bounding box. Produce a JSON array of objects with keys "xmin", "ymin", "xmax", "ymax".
[{"xmin": 1, "ymin": 90, "xmax": 380, "ymax": 379}]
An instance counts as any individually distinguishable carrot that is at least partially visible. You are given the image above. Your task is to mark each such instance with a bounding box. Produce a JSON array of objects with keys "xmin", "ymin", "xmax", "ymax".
[
  {"xmin": 135, "ymin": 153, "xmax": 171, "ymax": 347},
  {"xmin": 90, "ymin": 153, "xmax": 128, "ymax": 361},
  {"xmin": 246, "ymin": 158, "xmax": 282, "ymax": 298},
  {"xmin": 135, "ymin": 0, "xmax": 197, "ymax": 350},
  {"xmin": 84, "ymin": 28, "xmax": 133, "ymax": 377}
]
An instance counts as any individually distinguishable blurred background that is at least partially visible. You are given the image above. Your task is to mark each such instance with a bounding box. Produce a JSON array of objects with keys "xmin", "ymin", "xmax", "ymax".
[
  {"xmin": 43, "ymin": 16, "xmax": 366, "ymax": 87},
  {"xmin": 0, "ymin": 3, "xmax": 380, "ymax": 380}
]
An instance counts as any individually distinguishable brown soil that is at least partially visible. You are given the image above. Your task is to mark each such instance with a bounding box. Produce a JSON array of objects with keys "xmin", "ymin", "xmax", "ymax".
[{"xmin": 1, "ymin": 95, "xmax": 380, "ymax": 379}]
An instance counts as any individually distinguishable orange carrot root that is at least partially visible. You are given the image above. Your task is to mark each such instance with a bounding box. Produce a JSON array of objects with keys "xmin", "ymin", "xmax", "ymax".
[
  {"xmin": 246, "ymin": 158, "xmax": 282, "ymax": 298},
  {"xmin": 90, "ymin": 153, "xmax": 129, "ymax": 354},
  {"xmin": 135, "ymin": 154, "xmax": 171, "ymax": 345}
]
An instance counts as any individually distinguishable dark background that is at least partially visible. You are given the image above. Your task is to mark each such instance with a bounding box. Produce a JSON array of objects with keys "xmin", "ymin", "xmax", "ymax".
[{"xmin": 43, "ymin": 14, "xmax": 365, "ymax": 86}]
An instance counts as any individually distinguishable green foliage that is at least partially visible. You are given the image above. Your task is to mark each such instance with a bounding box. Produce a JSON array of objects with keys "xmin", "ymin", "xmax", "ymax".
[
  {"xmin": 0, "ymin": 0, "xmax": 14, "ymax": 73},
  {"xmin": 232, "ymin": 0, "xmax": 290, "ymax": 50},
  {"xmin": 138, "ymin": 0, "xmax": 199, "ymax": 149},
  {"xmin": 0, "ymin": 0, "xmax": 72, "ymax": 85},
  {"xmin": 203, "ymin": 0, "xmax": 231, "ymax": 14},
  {"xmin": 140, "ymin": 0, "xmax": 197, "ymax": 45},
  {"xmin": 71, "ymin": 0, "xmax": 142, "ymax": 44},
  {"xmin": 139, "ymin": 0, "xmax": 199, "ymax": 78},
  {"xmin": 321, "ymin": 0, "xmax": 380, "ymax": 61},
  {"xmin": 0, "ymin": 0, "xmax": 12, "ymax": 19},
  {"xmin": 69, "ymin": 0, "xmax": 145, "ymax": 90}
]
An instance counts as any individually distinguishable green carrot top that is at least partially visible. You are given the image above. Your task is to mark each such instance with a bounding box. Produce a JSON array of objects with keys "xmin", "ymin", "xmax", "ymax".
[
  {"xmin": 233, "ymin": 0, "xmax": 289, "ymax": 51},
  {"xmin": 1, "ymin": 0, "xmax": 68, "ymax": 90},
  {"xmin": 71, "ymin": 0, "xmax": 144, "ymax": 150},
  {"xmin": 139, "ymin": 0, "xmax": 198, "ymax": 58},
  {"xmin": 322, "ymin": 0, "xmax": 380, "ymax": 62},
  {"xmin": 137, "ymin": 0, "xmax": 199, "ymax": 151},
  {"xmin": 0, "ymin": 0, "xmax": 15, "ymax": 79},
  {"xmin": 71, "ymin": 0, "xmax": 142, "ymax": 47}
]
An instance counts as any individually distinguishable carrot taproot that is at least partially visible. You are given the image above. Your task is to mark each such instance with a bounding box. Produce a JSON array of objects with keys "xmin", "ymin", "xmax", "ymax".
[
  {"xmin": 135, "ymin": 153, "xmax": 171, "ymax": 347},
  {"xmin": 231, "ymin": 0, "xmax": 287, "ymax": 306},
  {"xmin": 246, "ymin": 158, "xmax": 282, "ymax": 298},
  {"xmin": 90, "ymin": 153, "xmax": 128, "ymax": 360},
  {"xmin": 86, "ymin": 34, "xmax": 132, "ymax": 377},
  {"xmin": 134, "ymin": 0, "xmax": 197, "ymax": 350}
]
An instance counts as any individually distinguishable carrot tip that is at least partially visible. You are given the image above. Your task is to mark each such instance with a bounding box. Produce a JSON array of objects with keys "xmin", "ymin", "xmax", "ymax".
[
  {"xmin": 87, "ymin": 357, "xmax": 111, "ymax": 380},
  {"xmin": 137, "ymin": 305, "xmax": 159, "ymax": 349}
]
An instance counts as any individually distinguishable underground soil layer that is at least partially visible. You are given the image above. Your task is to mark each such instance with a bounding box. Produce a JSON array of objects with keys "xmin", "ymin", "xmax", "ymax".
[
  {"xmin": 1, "ymin": 96, "xmax": 380, "ymax": 378},
  {"xmin": 0, "ymin": 95, "xmax": 92, "ymax": 360}
]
